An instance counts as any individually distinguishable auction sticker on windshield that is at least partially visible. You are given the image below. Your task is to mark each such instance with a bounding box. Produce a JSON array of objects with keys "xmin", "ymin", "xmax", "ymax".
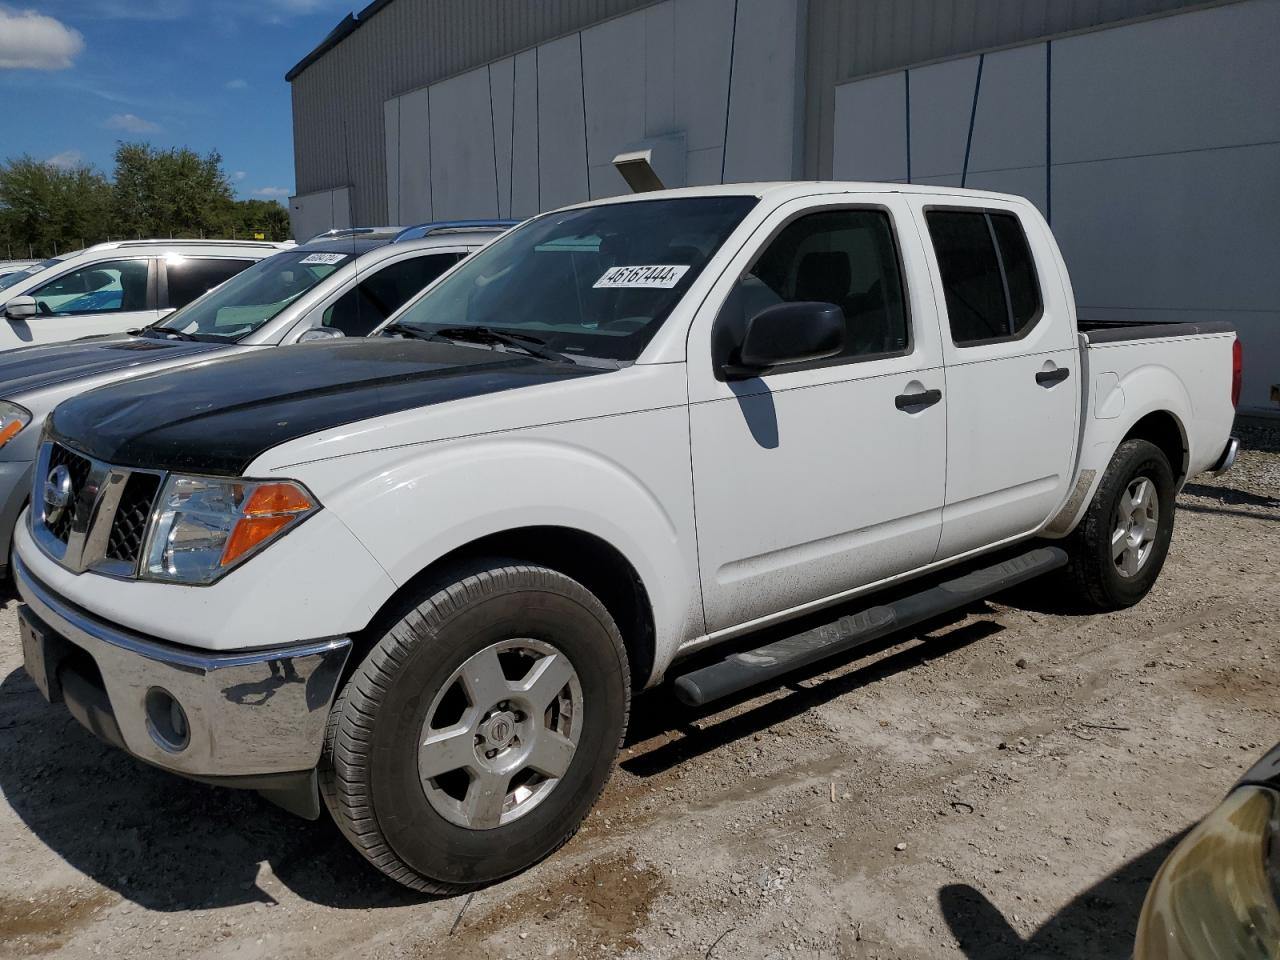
[
  {"xmin": 299, "ymin": 253, "xmax": 348, "ymax": 265},
  {"xmin": 593, "ymin": 265, "xmax": 690, "ymax": 289}
]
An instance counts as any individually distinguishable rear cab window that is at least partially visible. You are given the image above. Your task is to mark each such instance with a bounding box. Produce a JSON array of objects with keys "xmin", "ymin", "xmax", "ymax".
[{"xmin": 925, "ymin": 209, "xmax": 1042, "ymax": 346}]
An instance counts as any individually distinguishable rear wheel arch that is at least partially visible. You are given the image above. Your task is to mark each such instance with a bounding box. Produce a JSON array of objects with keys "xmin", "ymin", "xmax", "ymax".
[{"xmin": 1121, "ymin": 410, "xmax": 1188, "ymax": 485}]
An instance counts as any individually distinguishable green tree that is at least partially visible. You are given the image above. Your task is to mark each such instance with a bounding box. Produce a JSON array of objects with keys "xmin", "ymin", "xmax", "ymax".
[
  {"xmin": 0, "ymin": 156, "xmax": 112, "ymax": 258},
  {"xmin": 0, "ymin": 145, "xmax": 293, "ymax": 255},
  {"xmin": 111, "ymin": 142, "xmax": 236, "ymax": 239}
]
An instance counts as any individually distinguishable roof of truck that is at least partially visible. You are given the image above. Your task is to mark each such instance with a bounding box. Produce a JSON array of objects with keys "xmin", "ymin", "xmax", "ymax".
[{"xmin": 563, "ymin": 181, "xmax": 1029, "ymax": 210}]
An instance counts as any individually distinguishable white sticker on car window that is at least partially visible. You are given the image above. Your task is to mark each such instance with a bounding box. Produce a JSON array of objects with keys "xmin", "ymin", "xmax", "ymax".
[
  {"xmin": 593, "ymin": 264, "xmax": 690, "ymax": 290},
  {"xmin": 299, "ymin": 252, "xmax": 348, "ymax": 265}
]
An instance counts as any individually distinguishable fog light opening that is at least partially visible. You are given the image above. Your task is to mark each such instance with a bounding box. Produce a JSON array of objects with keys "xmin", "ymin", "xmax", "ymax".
[{"xmin": 145, "ymin": 688, "xmax": 190, "ymax": 753}]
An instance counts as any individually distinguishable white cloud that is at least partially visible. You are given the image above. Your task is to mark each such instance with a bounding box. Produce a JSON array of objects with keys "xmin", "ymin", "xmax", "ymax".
[
  {"xmin": 0, "ymin": 8, "xmax": 84, "ymax": 70},
  {"xmin": 46, "ymin": 150, "xmax": 84, "ymax": 170},
  {"xmin": 233, "ymin": 170, "xmax": 247, "ymax": 182},
  {"xmin": 225, "ymin": 78, "xmax": 248, "ymax": 91},
  {"xmin": 104, "ymin": 112, "xmax": 161, "ymax": 134},
  {"xmin": 253, "ymin": 186, "xmax": 291, "ymax": 198}
]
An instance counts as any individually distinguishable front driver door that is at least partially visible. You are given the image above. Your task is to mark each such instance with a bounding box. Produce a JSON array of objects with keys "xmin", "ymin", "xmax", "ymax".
[
  {"xmin": 687, "ymin": 195, "xmax": 948, "ymax": 637},
  {"xmin": 11, "ymin": 258, "xmax": 160, "ymax": 346}
]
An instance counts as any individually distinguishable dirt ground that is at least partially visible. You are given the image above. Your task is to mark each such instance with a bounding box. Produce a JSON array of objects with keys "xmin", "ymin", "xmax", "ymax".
[{"xmin": 1, "ymin": 419, "xmax": 1276, "ymax": 960}]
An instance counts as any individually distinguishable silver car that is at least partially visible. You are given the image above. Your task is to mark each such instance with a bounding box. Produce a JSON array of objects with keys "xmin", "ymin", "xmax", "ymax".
[{"xmin": 0, "ymin": 220, "xmax": 513, "ymax": 573}]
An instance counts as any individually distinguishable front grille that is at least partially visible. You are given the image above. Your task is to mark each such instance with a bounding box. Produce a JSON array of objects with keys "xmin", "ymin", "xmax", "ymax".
[
  {"xmin": 33, "ymin": 439, "xmax": 165, "ymax": 577},
  {"xmin": 105, "ymin": 473, "xmax": 161, "ymax": 564},
  {"xmin": 45, "ymin": 443, "xmax": 92, "ymax": 543}
]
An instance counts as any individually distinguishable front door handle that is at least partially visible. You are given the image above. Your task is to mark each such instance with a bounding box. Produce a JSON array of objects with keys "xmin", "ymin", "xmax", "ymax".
[
  {"xmin": 1036, "ymin": 367, "xmax": 1070, "ymax": 387},
  {"xmin": 895, "ymin": 388, "xmax": 942, "ymax": 411}
]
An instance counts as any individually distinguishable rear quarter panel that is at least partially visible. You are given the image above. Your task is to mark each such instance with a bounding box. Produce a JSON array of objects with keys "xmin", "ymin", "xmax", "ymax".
[{"xmin": 1046, "ymin": 330, "xmax": 1236, "ymax": 535}]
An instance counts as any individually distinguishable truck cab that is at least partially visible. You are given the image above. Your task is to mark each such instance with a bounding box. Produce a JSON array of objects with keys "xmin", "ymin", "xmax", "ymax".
[{"xmin": 13, "ymin": 183, "xmax": 1238, "ymax": 894}]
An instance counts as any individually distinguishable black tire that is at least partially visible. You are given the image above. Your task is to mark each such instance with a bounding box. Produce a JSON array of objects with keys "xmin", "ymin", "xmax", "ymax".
[
  {"xmin": 1064, "ymin": 439, "xmax": 1176, "ymax": 611},
  {"xmin": 320, "ymin": 560, "xmax": 630, "ymax": 894}
]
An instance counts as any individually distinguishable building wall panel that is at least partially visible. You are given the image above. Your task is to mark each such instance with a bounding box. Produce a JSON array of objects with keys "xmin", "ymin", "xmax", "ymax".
[
  {"xmin": 722, "ymin": 0, "xmax": 806, "ymax": 182},
  {"xmin": 907, "ymin": 56, "xmax": 980, "ymax": 179},
  {"xmin": 429, "ymin": 67, "xmax": 501, "ymax": 220},
  {"xmin": 536, "ymin": 35, "xmax": 591, "ymax": 210},
  {"xmin": 832, "ymin": 72, "xmax": 906, "ymax": 181},
  {"xmin": 398, "ymin": 86, "xmax": 433, "ymax": 223}
]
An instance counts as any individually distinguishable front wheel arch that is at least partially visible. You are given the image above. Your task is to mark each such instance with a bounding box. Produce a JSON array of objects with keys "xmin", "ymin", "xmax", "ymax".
[{"xmin": 346, "ymin": 526, "xmax": 656, "ymax": 694}]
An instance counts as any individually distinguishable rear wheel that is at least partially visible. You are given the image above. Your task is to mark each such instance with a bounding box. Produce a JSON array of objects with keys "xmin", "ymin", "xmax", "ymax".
[
  {"xmin": 1064, "ymin": 439, "xmax": 1176, "ymax": 610},
  {"xmin": 320, "ymin": 560, "xmax": 630, "ymax": 893}
]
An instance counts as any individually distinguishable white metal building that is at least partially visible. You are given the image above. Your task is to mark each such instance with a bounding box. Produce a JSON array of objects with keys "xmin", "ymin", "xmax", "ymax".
[{"xmin": 287, "ymin": 0, "xmax": 1279, "ymax": 413}]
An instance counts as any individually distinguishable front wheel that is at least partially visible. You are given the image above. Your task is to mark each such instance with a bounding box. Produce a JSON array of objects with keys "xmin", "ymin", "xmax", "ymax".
[
  {"xmin": 1064, "ymin": 439, "xmax": 1176, "ymax": 610},
  {"xmin": 320, "ymin": 560, "xmax": 631, "ymax": 893}
]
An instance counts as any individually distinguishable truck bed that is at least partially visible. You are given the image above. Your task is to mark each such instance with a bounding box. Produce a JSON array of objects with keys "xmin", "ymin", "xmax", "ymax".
[{"xmin": 1078, "ymin": 318, "xmax": 1235, "ymax": 344}]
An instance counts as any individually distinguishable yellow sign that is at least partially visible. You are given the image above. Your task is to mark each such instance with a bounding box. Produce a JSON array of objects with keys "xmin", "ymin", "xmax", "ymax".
[{"xmin": 254, "ymin": 232, "xmax": 266, "ymax": 240}]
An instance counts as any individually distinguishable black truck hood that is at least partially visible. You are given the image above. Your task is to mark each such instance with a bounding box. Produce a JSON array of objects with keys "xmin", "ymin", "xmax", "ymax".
[
  {"xmin": 0, "ymin": 335, "xmax": 225, "ymax": 399},
  {"xmin": 49, "ymin": 338, "xmax": 605, "ymax": 475}
]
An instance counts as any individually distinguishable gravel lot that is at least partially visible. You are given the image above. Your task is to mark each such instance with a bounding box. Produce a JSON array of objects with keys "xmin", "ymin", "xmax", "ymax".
[{"xmin": 1, "ymin": 419, "xmax": 1276, "ymax": 960}]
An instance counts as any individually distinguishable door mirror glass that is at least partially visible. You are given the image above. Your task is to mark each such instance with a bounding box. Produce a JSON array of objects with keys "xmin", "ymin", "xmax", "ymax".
[
  {"xmin": 721, "ymin": 301, "xmax": 845, "ymax": 379},
  {"xmin": 4, "ymin": 296, "xmax": 37, "ymax": 321},
  {"xmin": 298, "ymin": 326, "xmax": 345, "ymax": 343}
]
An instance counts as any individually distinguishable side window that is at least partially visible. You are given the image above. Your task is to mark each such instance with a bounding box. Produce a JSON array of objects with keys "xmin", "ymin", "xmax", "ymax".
[
  {"xmin": 321, "ymin": 253, "xmax": 462, "ymax": 337},
  {"xmin": 925, "ymin": 210, "xmax": 1042, "ymax": 346},
  {"xmin": 732, "ymin": 208, "xmax": 910, "ymax": 362},
  {"xmin": 31, "ymin": 259, "xmax": 149, "ymax": 316},
  {"xmin": 166, "ymin": 258, "xmax": 252, "ymax": 310}
]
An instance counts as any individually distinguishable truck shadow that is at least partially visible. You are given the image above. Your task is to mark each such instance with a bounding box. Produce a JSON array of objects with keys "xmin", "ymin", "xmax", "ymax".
[
  {"xmin": 0, "ymin": 667, "xmax": 425, "ymax": 911},
  {"xmin": 937, "ymin": 831, "xmax": 1184, "ymax": 959}
]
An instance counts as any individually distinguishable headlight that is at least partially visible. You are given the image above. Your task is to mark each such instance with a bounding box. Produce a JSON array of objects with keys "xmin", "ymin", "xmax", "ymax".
[
  {"xmin": 0, "ymin": 400, "xmax": 31, "ymax": 449},
  {"xmin": 1134, "ymin": 785, "xmax": 1280, "ymax": 959},
  {"xmin": 143, "ymin": 475, "xmax": 318, "ymax": 584}
]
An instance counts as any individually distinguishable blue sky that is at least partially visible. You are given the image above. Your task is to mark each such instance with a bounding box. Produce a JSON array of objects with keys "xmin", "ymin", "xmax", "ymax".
[{"xmin": 0, "ymin": 1, "xmax": 352, "ymax": 201}]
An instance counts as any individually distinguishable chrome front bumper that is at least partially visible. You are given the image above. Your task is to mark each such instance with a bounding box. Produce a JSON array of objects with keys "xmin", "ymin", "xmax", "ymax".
[{"xmin": 15, "ymin": 552, "xmax": 352, "ymax": 793}]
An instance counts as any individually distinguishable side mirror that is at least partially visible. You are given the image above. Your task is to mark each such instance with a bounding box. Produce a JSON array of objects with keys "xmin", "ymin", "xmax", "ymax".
[
  {"xmin": 298, "ymin": 326, "xmax": 345, "ymax": 343},
  {"xmin": 4, "ymin": 296, "xmax": 37, "ymax": 322},
  {"xmin": 720, "ymin": 301, "xmax": 845, "ymax": 379}
]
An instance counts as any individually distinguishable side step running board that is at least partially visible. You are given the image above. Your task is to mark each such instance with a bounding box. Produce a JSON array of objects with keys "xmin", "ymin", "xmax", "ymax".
[{"xmin": 672, "ymin": 546, "xmax": 1068, "ymax": 707}]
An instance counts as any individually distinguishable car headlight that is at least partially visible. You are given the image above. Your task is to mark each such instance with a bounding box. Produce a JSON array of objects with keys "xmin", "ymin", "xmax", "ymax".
[
  {"xmin": 0, "ymin": 400, "xmax": 31, "ymax": 449},
  {"xmin": 1134, "ymin": 785, "xmax": 1280, "ymax": 959},
  {"xmin": 143, "ymin": 475, "xmax": 319, "ymax": 584}
]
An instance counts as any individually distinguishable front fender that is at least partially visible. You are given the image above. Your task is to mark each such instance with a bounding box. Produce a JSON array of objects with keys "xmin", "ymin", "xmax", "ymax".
[{"xmin": 316, "ymin": 424, "xmax": 703, "ymax": 678}]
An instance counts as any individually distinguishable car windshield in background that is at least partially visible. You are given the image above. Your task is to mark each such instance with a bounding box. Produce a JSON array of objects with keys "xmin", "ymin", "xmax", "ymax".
[
  {"xmin": 391, "ymin": 196, "xmax": 758, "ymax": 363},
  {"xmin": 0, "ymin": 259, "xmax": 59, "ymax": 292},
  {"xmin": 152, "ymin": 249, "xmax": 350, "ymax": 340}
]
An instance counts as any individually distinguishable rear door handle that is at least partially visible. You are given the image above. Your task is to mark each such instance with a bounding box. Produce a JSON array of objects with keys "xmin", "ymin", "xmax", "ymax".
[
  {"xmin": 895, "ymin": 388, "xmax": 942, "ymax": 411},
  {"xmin": 1036, "ymin": 367, "xmax": 1070, "ymax": 387}
]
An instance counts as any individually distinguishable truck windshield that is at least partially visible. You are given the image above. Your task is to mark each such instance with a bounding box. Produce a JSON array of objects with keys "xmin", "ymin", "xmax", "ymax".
[
  {"xmin": 390, "ymin": 195, "xmax": 757, "ymax": 362},
  {"xmin": 151, "ymin": 249, "xmax": 351, "ymax": 340}
]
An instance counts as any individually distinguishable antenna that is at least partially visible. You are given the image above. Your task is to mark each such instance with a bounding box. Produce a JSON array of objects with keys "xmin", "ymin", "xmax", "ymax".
[{"xmin": 342, "ymin": 118, "xmax": 362, "ymax": 334}]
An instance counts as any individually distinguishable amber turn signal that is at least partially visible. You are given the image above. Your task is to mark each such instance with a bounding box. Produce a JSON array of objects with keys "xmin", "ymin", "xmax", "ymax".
[{"xmin": 220, "ymin": 482, "xmax": 316, "ymax": 567}]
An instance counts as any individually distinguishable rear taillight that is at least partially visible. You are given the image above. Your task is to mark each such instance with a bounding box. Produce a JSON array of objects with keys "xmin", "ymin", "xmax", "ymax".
[{"xmin": 1231, "ymin": 338, "xmax": 1243, "ymax": 408}]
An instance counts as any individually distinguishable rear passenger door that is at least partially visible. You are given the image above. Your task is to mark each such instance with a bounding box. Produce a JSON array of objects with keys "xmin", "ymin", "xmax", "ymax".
[
  {"xmin": 688, "ymin": 196, "xmax": 947, "ymax": 634},
  {"xmin": 295, "ymin": 251, "xmax": 463, "ymax": 339},
  {"xmin": 918, "ymin": 200, "xmax": 1078, "ymax": 560}
]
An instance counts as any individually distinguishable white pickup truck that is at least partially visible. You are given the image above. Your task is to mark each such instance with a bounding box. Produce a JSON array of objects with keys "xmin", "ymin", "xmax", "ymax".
[{"xmin": 14, "ymin": 183, "xmax": 1239, "ymax": 893}]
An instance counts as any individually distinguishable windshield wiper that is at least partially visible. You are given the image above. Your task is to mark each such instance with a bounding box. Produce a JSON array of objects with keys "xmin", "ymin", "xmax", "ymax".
[
  {"xmin": 429, "ymin": 326, "xmax": 576, "ymax": 365},
  {"xmin": 129, "ymin": 325, "xmax": 201, "ymax": 342},
  {"xmin": 385, "ymin": 322, "xmax": 575, "ymax": 365},
  {"xmin": 381, "ymin": 322, "xmax": 435, "ymax": 342}
]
